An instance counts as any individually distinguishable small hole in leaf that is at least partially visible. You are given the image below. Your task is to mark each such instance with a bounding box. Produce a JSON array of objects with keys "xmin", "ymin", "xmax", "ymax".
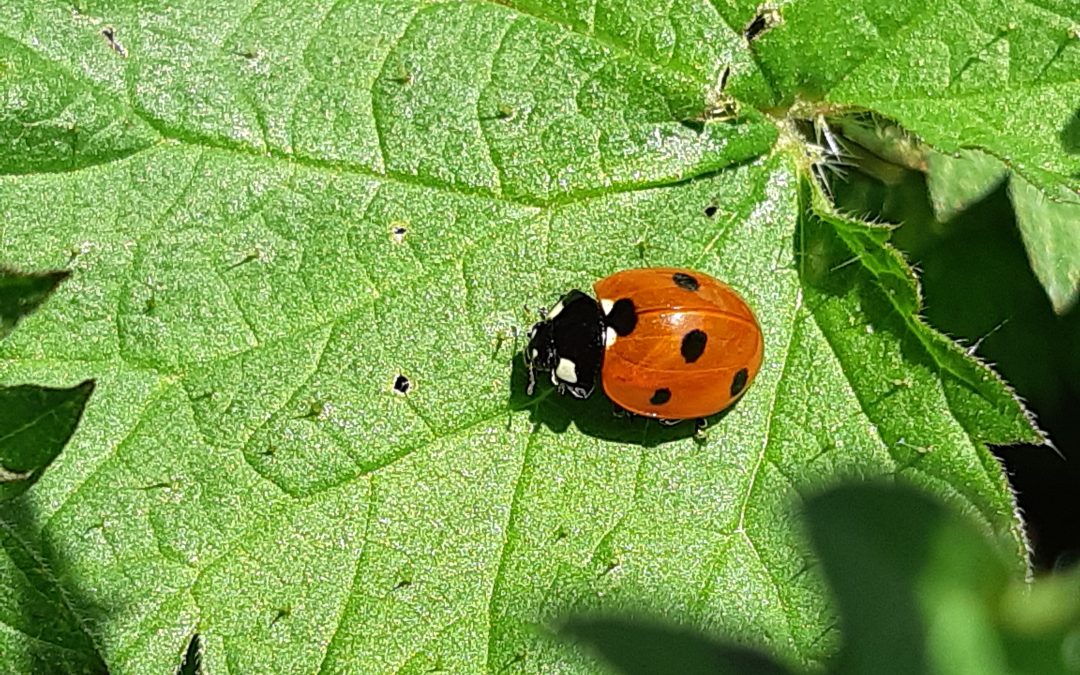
[
  {"xmin": 101, "ymin": 27, "xmax": 128, "ymax": 57},
  {"xmin": 704, "ymin": 205, "xmax": 718, "ymax": 217},
  {"xmin": 226, "ymin": 249, "xmax": 260, "ymax": 270},
  {"xmin": 389, "ymin": 63, "xmax": 413, "ymax": 85},
  {"xmin": 296, "ymin": 399, "xmax": 327, "ymax": 420},
  {"xmin": 270, "ymin": 606, "xmax": 291, "ymax": 627},
  {"xmin": 600, "ymin": 559, "xmax": 620, "ymax": 577},
  {"xmin": 393, "ymin": 375, "xmax": 411, "ymax": 395},
  {"xmin": 744, "ymin": 6, "xmax": 781, "ymax": 41},
  {"xmin": 390, "ymin": 221, "xmax": 408, "ymax": 244}
]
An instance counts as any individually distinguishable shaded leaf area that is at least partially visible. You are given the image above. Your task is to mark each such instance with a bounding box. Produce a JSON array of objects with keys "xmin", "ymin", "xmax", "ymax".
[
  {"xmin": 807, "ymin": 184, "xmax": 1039, "ymax": 452},
  {"xmin": 178, "ymin": 633, "xmax": 202, "ymax": 675},
  {"xmin": 0, "ymin": 380, "xmax": 95, "ymax": 501},
  {"xmin": 926, "ymin": 148, "xmax": 1008, "ymax": 221},
  {"xmin": 0, "ymin": 496, "xmax": 108, "ymax": 674},
  {"xmin": 756, "ymin": 0, "xmax": 1080, "ymax": 196},
  {"xmin": 0, "ymin": 267, "xmax": 70, "ymax": 340},
  {"xmin": 0, "ymin": 270, "xmax": 101, "ymax": 672},
  {"xmin": 831, "ymin": 136, "xmax": 1080, "ymax": 571},
  {"xmin": 925, "ymin": 148, "xmax": 1080, "ymax": 314},
  {"xmin": 0, "ymin": 141, "xmax": 1034, "ymax": 672},
  {"xmin": 0, "ymin": 35, "xmax": 159, "ymax": 175},
  {"xmin": 562, "ymin": 616, "xmax": 796, "ymax": 675},
  {"xmin": 0, "ymin": 0, "xmax": 776, "ymax": 204},
  {"xmin": 563, "ymin": 483, "xmax": 1080, "ymax": 675}
]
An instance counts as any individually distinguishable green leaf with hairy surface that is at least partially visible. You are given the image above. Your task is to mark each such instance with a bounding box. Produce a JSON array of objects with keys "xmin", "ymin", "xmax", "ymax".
[
  {"xmin": 0, "ymin": 380, "xmax": 95, "ymax": 501},
  {"xmin": 808, "ymin": 178, "xmax": 1041, "ymax": 451},
  {"xmin": 1009, "ymin": 176, "xmax": 1080, "ymax": 314},
  {"xmin": 758, "ymin": 0, "xmax": 1080, "ymax": 198},
  {"xmin": 0, "ymin": 0, "xmax": 1042, "ymax": 672}
]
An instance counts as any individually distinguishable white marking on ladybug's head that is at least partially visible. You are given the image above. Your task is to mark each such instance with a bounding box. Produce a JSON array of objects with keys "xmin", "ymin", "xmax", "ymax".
[
  {"xmin": 546, "ymin": 300, "xmax": 565, "ymax": 319},
  {"xmin": 605, "ymin": 327, "xmax": 618, "ymax": 347},
  {"xmin": 599, "ymin": 298, "xmax": 614, "ymax": 315},
  {"xmin": 530, "ymin": 348, "xmax": 539, "ymax": 360},
  {"xmin": 555, "ymin": 358, "xmax": 578, "ymax": 384}
]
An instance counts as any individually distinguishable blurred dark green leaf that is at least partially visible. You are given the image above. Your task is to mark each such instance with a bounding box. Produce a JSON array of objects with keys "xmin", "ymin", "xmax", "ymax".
[
  {"xmin": 807, "ymin": 482, "xmax": 1080, "ymax": 675},
  {"xmin": 922, "ymin": 149, "xmax": 1080, "ymax": 315},
  {"xmin": 561, "ymin": 482, "xmax": 1080, "ymax": 675},
  {"xmin": 806, "ymin": 482, "xmax": 1012, "ymax": 675}
]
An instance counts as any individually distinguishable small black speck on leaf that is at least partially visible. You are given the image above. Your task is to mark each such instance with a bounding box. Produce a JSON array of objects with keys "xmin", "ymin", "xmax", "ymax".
[{"xmin": 393, "ymin": 374, "xmax": 411, "ymax": 394}]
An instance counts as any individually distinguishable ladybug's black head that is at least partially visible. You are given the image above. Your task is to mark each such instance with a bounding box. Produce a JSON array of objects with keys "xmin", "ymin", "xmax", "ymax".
[{"xmin": 524, "ymin": 289, "xmax": 604, "ymax": 399}]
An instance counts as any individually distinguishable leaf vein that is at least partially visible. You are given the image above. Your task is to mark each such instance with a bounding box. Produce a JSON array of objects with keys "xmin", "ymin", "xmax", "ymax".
[{"xmin": 483, "ymin": 423, "xmax": 539, "ymax": 673}]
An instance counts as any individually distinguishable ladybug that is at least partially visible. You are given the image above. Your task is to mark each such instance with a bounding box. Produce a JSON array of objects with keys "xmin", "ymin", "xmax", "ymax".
[{"xmin": 525, "ymin": 267, "xmax": 763, "ymax": 421}]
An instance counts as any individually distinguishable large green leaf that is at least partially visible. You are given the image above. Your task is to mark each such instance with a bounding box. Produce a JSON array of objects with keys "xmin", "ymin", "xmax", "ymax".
[{"xmin": 0, "ymin": 0, "xmax": 1041, "ymax": 672}]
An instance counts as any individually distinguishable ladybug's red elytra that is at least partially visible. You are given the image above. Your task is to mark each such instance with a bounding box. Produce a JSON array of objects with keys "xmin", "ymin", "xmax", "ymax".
[{"xmin": 525, "ymin": 267, "xmax": 763, "ymax": 421}]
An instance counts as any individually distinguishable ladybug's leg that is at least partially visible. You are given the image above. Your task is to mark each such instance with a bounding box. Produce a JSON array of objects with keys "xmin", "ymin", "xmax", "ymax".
[
  {"xmin": 525, "ymin": 358, "xmax": 537, "ymax": 396},
  {"xmin": 693, "ymin": 418, "xmax": 710, "ymax": 444},
  {"xmin": 611, "ymin": 404, "xmax": 632, "ymax": 418},
  {"xmin": 657, "ymin": 418, "xmax": 682, "ymax": 427}
]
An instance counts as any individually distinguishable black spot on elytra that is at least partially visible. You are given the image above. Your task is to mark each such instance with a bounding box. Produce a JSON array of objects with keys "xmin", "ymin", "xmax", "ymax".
[
  {"xmin": 681, "ymin": 329, "xmax": 708, "ymax": 363},
  {"xmin": 650, "ymin": 388, "xmax": 671, "ymax": 405},
  {"xmin": 730, "ymin": 368, "xmax": 749, "ymax": 397},
  {"xmin": 607, "ymin": 298, "xmax": 638, "ymax": 336},
  {"xmin": 672, "ymin": 272, "xmax": 700, "ymax": 292},
  {"xmin": 393, "ymin": 374, "xmax": 411, "ymax": 394}
]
